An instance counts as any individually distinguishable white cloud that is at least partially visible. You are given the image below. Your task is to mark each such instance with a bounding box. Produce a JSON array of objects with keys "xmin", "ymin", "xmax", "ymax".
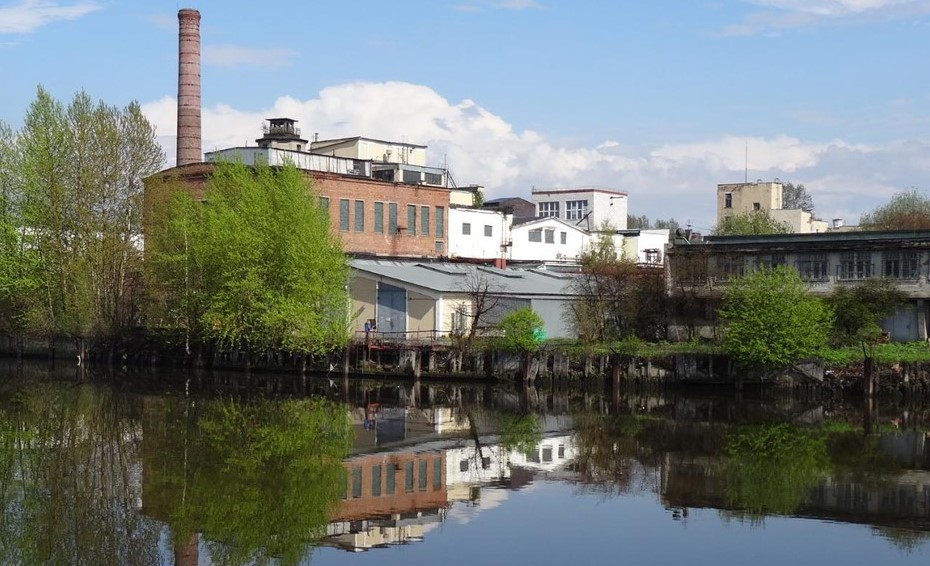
[
  {"xmin": 141, "ymin": 81, "xmax": 929, "ymax": 231},
  {"xmin": 0, "ymin": 0, "xmax": 99, "ymax": 34},
  {"xmin": 450, "ymin": 0, "xmax": 542, "ymax": 12},
  {"xmin": 202, "ymin": 44, "xmax": 296, "ymax": 68},
  {"xmin": 726, "ymin": 0, "xmax": 930, "ymax": 35}
]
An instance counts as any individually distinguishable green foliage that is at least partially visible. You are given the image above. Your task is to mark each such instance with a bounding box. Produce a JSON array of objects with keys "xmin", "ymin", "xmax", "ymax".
[
  {"xmin": 860, "ymin": 188, "xmax": 930, "ymax": 230},
  {"xmin": 825, "ymin": 278, "xmax": 907, "ymax": 345},
  {"xmin": 497, "ymin": 307, "xmax": 544, "ymax": 353},
  {"xmin": 714, "ymin": 211, "xmax": 792, "ymax": 236},
  {"xmin": 0, "ymin": 86, "xmax": 164, "ymax": 342},
  {"xmin": 147, "ymin": 161, "xmax": 350, "ymax": 355},
  {"xmin": 496, "ymin": 411, "xmax": 543, "ymax": 454},
  {"xmin": 180, "ymin": 398, "xmax": 351, "ymax": 566},
  {"xmin": 724, "ymin": 423, "xmax": 829, "ymax": 515},
  {"xmin": 719, "ymin": 267, "xmax": 833, "ymax": 368}
]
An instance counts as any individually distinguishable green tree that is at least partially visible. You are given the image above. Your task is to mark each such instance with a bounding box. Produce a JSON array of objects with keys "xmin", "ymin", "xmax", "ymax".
[
  {"xmin": 724, "ymin": 424, "xmax": 829, "ymax": 515},
  {"xmin": 8, "ymin": 86, "xmax": 164, "ymax": 353},
  {"xmin": 860, "ymin": 188, "xmax": 930, "ymax": 230},
  {"xmin": 497, "ymin": 307, "xmax": 544, "ymax": 354},
  {"xmin": 781, "ymin": 182, "xmax": 814, "ymax": 212},
  {"xmin": 718, "ymin": 266, "xmax": 833, "ymax": 368},
  {"xmin": 714, "ymin": 211, "xmax": 792, "ymax": 236},
  {"xmin": 825, "ymin": 278, "xmax": 906, "ymax": 345},
  {"xmin": 148, "ymin": 161, "xmax": 349, "ymax": 359}
]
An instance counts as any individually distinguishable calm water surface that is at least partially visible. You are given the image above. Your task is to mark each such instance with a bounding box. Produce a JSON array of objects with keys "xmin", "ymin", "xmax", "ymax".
[{"xmin": 0, "ymin": 361, "xmax": 927, "ymax": 565}]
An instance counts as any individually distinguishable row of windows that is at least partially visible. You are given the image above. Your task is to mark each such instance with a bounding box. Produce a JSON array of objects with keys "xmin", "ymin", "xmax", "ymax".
[
  {"xmin": 528, "ymin": 228, "xmax": 568, "ymax": 245},
  {"xmin": 461, "ymin": 223, "xmax": 495, "ymax": 237},
  {"xmin": 713, "ymin": 250, "xmax": 921, "ymax": 282},
  {"xmin": 322, "ymin": 197, "xmax": 445, "ymax": 239},
  {"xmin": 346, "ymin": 458, "xmax": 443, "ymax": 499},
  {"xmin": 537, "ymin": 200, "xmax": 588, "ymax": 221}
]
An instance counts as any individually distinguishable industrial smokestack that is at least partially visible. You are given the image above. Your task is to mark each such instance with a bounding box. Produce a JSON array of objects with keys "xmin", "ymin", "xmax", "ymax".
[{"xmin": 176, "ymin": 8, "xmax": 201, "ymax": 166}]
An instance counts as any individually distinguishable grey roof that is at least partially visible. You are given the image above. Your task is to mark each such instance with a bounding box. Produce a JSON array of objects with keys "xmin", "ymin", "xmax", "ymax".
[{"xmin": 351, "ymin": 259, "xmax": 579, "ymax": 298}]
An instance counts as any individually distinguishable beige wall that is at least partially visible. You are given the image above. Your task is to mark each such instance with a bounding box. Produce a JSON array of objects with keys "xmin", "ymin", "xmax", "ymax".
[
  {"xmin": 407, "ymin": 289, "xmax": 437, "ymax": 337},
  {"xmin": 349, "ymin": 277, "xmax": 377, "ymax": 334},
  {"xmin": 717, "ymin": 182, "xmax": 782, "ymax": 223},
  {"xmin": 770, "ymin": 209, "xmax": 829, "ymax": 234}
]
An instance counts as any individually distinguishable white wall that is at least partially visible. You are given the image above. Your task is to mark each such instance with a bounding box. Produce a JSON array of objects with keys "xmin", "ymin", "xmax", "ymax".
[
  {"xmin": 621, "ymin": 229, "xmax": 669, "ymax": 264},
  {"xmin": 510, "ymin": 219, "xmax": 588, "ymax": 262},
  {"xmin": 448, "ymin": 208, "xmax": 509, "ymax": 260}
]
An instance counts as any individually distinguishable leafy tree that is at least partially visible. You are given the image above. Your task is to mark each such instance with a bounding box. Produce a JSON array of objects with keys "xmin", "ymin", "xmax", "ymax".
[
  {"xmin": 5, "ymin": 86, "xmax": 164, "ymax": 353},
  {"xmin": 723, "ymin": 424, "xmax": 829, "ymax": 515},
  {"xmin": 860, "ymin": 188, "xmax": 930, "ymax": 230},
  {"xmin": 568, "ymin": 253, "xmax": 667, "ymax": 343},
  {"xmin": 825, "ymin": 278, "xmax": 906, "ymax": 345},
  {"xmin": 627, "ymin": 215, "xmax": 680, "ymax": 234},
  {"xmin": 627, "ymin": 214, "xmax": 650, "ymax": 229},
  {"xmin": 496, "ymin": 411, "xmax": 543, "ymax": 454},
  {"xmin": 718, "ymin": 266, "xmax": 833, "ymax": 368},
  {"xmin": 497, "ymin": 307, "xmax": 544, "ymax": 354},
  {"xmin": 147, "ymin": 161, "xmax": 349, "ymax": 358},
  {"xmin": 781, "ymin": 182, "xmax": 814, "ymax": 212},
  {"xmin": 714, "ymin": 211, "xmax": 792, "ymax": 236}
]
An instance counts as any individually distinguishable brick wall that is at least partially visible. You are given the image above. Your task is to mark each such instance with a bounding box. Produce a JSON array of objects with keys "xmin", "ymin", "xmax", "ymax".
[{"xmin": 143, "ymin": 165, "xmax": 449, "ymax": 259}]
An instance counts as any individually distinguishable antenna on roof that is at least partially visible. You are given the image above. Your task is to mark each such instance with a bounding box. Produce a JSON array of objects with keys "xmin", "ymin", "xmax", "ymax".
[{"xmin": 744, "ymin": 141, "xmax": 748, "ymax": 184}]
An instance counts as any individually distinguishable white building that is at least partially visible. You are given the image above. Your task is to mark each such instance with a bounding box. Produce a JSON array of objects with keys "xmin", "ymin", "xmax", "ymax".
[
  {"xmin": 448, "ymin": 208, "xmax": 510, "ymax": 261},
  {"xmin": 531, "ymin": 187, "xmax": 628, "ymax": 231},
  {"xmin": 509, "ymin": 217, "xmax": 589, "ymax": 263}
]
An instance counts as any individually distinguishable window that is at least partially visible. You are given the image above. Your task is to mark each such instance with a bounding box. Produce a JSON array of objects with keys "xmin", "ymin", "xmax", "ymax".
[
  {"xmin": 425, "ymin": 172, "xmax": 443, "ymax": 185},
  {"xmin": 837, "ymin": 251, "xmax": 872, "ymax": 281},
  {"xmin": 374, "ymin": 202, "xmax": 384, "ymax": 233},
  {"xmin": 386, "ymin": 464, "xmax": 396, "ymax": 495},
  {"xmin": 433, "ymin": 457, "xmax": 442, "ymax": 490},
  {"xmin": 558, "ymin": 445, "xmax": 565, "ymax": 459},
  {"xmin": 388, "ymin": 203, "xmax": 398, "ymax": 234},
  {"xmin": 354, "ymin": 200, "xmax": 364, "ymax": 232},
  {"xmin": 405, "ymin": 461, "xmax": 414, "ymax": 492},
  {"xmin": 538, "ymin": 201, "xmax": 560, "ymax": 218},
  {"xmin": 403, "ymin": 169, "xmax": 420, "ymax": 184},
  {"xmin": 484, "ymin": 225, "xmax": 493, "ymax": 237},
  {"xmin": 319, "ymin": 196, "xmax": 330, "ymax": 214},
  {"xmin": 542, "ymin": 446, "xmax": 553, "ymax": 463},
  {"xmin": 407, "ymin": 205, "xmax": 416, "ymax": 236},
  {"xmin": 459, "ymin": 459, "xmax": 469, "ymax": 473},
  {"xmin": 418, "ymin": 460, "xmax": 428, "ymax": 491},
  {"xmin": 462, "ymin": 222, "xmax": 472, "ymax": 235},
  {"xmin": 724, "ymin": 192, "xmax": 733, "ymax": 208},
  {"xmin": 796, "ymin": 254, "xmax": 828, "ymax": 281},
  {"xmin": 883, "ymin": 250, "xmax": 919, "ymax": 279},
  {"xmin": 560, "ymin": 231, "xmax": 567, "ymax": 245},
  {"xmin": 716, "ymin": 255, "xmax": 744, "ymax": 281},
  {"xmin": 436, "ymin": 206, "xmax": 445, "ymax": 237},
  {"xmin": 372, "ymin": 464, "xmax": 382, "ymax": 497},
  {"xmin": 351, "ymin": 467, "xmax": 362, "ymax": 498},
  {"xmin": 544, "ymin": 229, "xmax": 555, "ymax": 244},
  {"xmin": 528, "ymin": 229, "xmax": 542, "ymax": 243},
  {"xmin": 339, "ymin": 199, "xmax": 350, "ymax": 231},
  {"xmin": 753, "ymin": 202, "xmax": 761, "ymax": 211},
  {"xmin": 435, "ymin": 240, "xmax": 444, "ymax": 254},
  {"xmin": 566, "ymin": 200, "xmax": 588, "ymax": 221},
  {"xmin": 756, "ymin": 254, "xmax": 786, "ymax": 270},
  {"xmin": 421, "ymin": 205, "xmax": 430, "ymax": 236}
]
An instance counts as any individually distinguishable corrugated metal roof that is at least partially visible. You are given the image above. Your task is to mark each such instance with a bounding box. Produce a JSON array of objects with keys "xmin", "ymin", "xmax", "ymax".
[{"xmin": 351, "ymin": 259, "xmax": 578, "ymax": 297}]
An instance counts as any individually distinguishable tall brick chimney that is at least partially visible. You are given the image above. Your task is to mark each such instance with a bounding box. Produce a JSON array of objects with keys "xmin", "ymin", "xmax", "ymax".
[{"xmin": 176, "ymin": 8, "xmax": 201, "ymax": 166}]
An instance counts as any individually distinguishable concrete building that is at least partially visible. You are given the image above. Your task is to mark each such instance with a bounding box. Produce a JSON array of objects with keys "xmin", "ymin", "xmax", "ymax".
[
  {"xmin": 666, "ymin": 230, "xmax": 930, "ymax": 341},
  {"xmin": 716, "ymin": 181, "xmax": 829, "ymax": 233},
  {"xmin": 509, "ymin": 217, "xmax": 589, "ymax": 263},
  {"xmin": 531, "ymin": 187, "xmax": 628, "ymax": 231},
  {"xmin": 448, "ymin": 208, "xmax": 510, "ymax": 264}
]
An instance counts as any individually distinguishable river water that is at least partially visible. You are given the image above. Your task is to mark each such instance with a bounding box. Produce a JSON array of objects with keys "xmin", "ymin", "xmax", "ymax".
[{"xmin": 0, "ymin": 360, "xmax": 927, "ymax": 565}]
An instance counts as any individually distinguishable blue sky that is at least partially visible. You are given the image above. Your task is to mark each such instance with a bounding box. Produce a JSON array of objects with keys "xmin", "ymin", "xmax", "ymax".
[{"xmin": 1, "ymin": 0, "xmax": 929, "ymax": 231}]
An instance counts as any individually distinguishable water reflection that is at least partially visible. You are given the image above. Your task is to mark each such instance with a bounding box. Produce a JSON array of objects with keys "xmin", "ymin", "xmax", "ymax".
[{"xmin": 0, "ymin": 361, "xmax": 927, "ymax": 564}]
